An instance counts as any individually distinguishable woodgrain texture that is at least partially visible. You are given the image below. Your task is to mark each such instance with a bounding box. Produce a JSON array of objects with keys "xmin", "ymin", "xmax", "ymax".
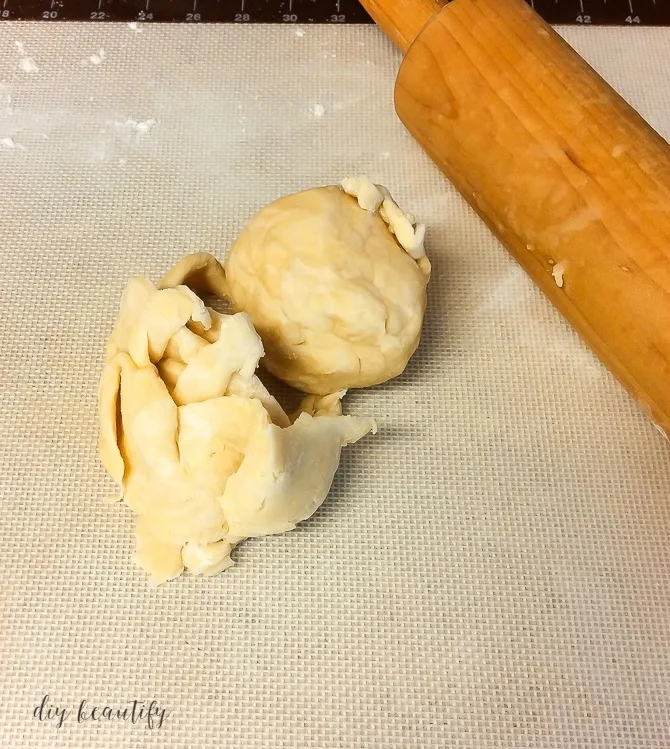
[
  {"xmin": 395, "ymin": 0, "xmax": 670, "ymax": 435},
  {"xmin": 358, "ymin": 0, "xmax": 444, "ymax": 51}
]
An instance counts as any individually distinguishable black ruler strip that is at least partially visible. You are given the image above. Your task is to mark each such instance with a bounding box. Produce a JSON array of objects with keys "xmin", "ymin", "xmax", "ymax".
[{"xmin": 1, "ymin": 0, "xmax": 667, "ymax": 25}]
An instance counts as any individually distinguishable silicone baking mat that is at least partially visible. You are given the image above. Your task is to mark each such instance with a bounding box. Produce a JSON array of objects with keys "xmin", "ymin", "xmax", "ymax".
[{"xmin": 1, "ymin": 22, "xmax": 669, "ymax": 749}]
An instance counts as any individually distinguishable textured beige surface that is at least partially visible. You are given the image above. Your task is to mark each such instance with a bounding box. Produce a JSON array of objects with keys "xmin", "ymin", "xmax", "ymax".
[{"xmin": 1, "ymin": 21, "xmax": 669, "ymax": 749}]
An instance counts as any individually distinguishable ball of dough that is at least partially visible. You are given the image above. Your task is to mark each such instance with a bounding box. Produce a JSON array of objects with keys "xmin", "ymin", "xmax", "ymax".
[{"xmin": 225, "ymin": 182, "xmax": 431, "ymax": 395}]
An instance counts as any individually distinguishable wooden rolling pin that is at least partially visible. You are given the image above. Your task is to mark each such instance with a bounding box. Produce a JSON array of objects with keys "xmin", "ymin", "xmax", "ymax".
[{"xmin": 361, "ymin": 0, "xmax": 670, "ymax": 437}]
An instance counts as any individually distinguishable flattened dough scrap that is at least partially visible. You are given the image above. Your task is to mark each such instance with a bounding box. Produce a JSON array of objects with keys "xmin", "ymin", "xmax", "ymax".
[{"xmin": 99, "ymin": 268, "xmax": 375, "ymax": 585}]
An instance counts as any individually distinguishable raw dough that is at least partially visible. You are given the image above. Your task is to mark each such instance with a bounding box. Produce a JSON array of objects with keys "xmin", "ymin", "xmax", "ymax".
[
  {"xmin": 99, "ymin": 266, "xmax": 375, "ymax": 585},
  {"xmin": 157, "ymin": 251, "xmax": 229, "ymax": 300},
  {"xmin": 341, "ymin": 176, "xmax": 427, "ymax": 261},
  {"xmin": 224, "ymin": 177, "xmax": 430, "ymax": 395}
]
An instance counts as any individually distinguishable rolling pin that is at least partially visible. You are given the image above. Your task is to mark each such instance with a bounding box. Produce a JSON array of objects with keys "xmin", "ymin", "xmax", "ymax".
[{"xmin": 360, "ymin": 0, "xmax": 670, "ymax": 437}]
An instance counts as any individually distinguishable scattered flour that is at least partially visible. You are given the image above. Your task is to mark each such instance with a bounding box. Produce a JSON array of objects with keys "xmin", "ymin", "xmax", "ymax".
[
  {"xmin": 111, "ymin": 118, "xmax": 157, "ymax": 134},
  {"xmin": 89, "ymin": 49, "xmax": 106, "ymax": 66},
  {"xmin": 15, "ymin": 41, "xmax": 39, "ymax": 73},
  {"xmin": 0, "ymin": 136, "xmax": 24, "ymax": 150},
  {"xmin": 1, "ymin": 93, "xmax": 13, "ymax": 116},
  {"xmin": 18, "ymin": 57, "xmax": 39, "ymax": 73}
]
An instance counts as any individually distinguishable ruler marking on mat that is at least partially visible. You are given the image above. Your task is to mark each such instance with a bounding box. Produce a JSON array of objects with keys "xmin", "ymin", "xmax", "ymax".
[{"xmin": 2, "ymin": 0, "xmax": 667, "ymax": 24}]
